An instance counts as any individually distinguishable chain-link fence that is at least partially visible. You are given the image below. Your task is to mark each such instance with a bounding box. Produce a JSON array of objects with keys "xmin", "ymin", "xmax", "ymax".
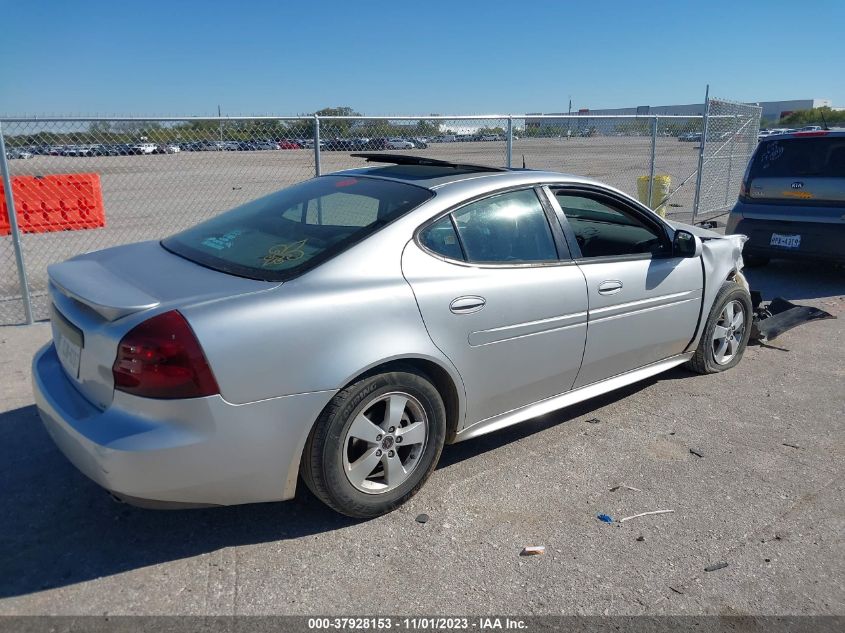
[
  {"xmin": 695, "ymin": 97, "xmax": 762, "ymax": 219},
  {"xmin": 0, "ymin": 108, "xmax": 760, "ymax": 325}
]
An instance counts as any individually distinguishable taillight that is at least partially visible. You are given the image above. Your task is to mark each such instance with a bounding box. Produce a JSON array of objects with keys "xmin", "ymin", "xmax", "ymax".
[{"xmin": 112, "ymin": 310, "xmax": 219, "ymax": 399}]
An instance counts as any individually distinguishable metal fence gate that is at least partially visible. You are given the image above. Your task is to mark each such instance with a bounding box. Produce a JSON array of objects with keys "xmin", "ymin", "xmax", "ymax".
[{"xmin": 0, "ymin": 100, "xmax": 760, "ymax": 325}]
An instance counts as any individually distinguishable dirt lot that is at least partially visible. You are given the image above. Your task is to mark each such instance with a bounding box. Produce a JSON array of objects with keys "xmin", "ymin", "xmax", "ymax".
[
  {"xmin": 0, "ymin": 260, "xmax": 842, "ymax": 616},
  {"xmin": 1, "ymin": 137, "xmax": 709, "ymax": 324}
]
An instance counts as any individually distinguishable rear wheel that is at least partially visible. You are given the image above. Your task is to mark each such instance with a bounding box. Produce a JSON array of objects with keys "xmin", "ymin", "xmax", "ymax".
[
  {"xmin": 687, "ymin": 281, "xmax": 753, "ymax": 374},
  {"xmin": 301, "ymin": 368, "xmax": 446, "ymax": 518}
]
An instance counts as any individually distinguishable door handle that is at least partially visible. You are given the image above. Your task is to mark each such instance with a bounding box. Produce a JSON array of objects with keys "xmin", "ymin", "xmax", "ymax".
[
  {"xmin": 450, "ymin": 296, "xmax": 486, "ymax": 314},
  {"xmin": 598, "ymin": 280, "xmax": 623, "ymax": 295}
]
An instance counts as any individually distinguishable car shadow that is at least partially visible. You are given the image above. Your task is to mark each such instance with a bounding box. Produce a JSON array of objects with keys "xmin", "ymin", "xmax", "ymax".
[
  {"xmin": 0, "ymin": 404, "xmax": 359, "ymax": 599},
  {"xmin": 743, "ymin": 259, "xmax": 845, "ymax": 302},
  {"xmin": 0, "ymin": 369, "xmax": 676, "ymax": 599},
  {"xmin": 438, "ymin": 370, "xmax": 675, "ymax": 469}
]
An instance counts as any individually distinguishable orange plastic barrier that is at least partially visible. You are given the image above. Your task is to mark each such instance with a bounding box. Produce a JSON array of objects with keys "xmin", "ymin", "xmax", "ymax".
[{"xmin": 0, "ymin": 173, "xmax": 105, "ymax": 236}]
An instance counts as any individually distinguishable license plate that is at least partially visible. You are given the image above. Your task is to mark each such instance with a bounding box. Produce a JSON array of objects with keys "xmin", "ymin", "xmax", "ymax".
[
  {"xmin": 770, "ymin": 233, "xmax": 801, "ymax": 249},
  {"xmin": 55, "ymin": 329, "xmax": 81, "ymax": 378},
  {"xmin": 51, "ymin": 304, "xmax": 84, "ymax": 379}
]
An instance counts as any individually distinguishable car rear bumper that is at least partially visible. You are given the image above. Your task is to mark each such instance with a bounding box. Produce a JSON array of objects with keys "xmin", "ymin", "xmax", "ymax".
[
  {"xmin": 727, "ymin": 213, "xmax": 845, "ymax": 263},
  {"xmin": 32, "ymin": 343, "xmax": 335, "ymax": 507}
]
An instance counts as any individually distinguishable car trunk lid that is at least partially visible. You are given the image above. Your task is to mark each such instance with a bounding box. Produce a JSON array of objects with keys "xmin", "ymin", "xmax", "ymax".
[{"xmin": 48, "ymin": 240, "xmax": 279, "ymax": 409}]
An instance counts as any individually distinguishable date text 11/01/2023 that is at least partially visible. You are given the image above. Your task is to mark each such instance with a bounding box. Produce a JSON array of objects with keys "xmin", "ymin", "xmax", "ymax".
[{"xmin": 307, "ymin": 617, "xmax": 528, "ymax": 630}]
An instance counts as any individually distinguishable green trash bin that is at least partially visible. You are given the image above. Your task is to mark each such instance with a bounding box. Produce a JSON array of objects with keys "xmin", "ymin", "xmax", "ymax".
[{"xmin": 637, "ymin": 175, "xmax": 671, "ymax": 218}]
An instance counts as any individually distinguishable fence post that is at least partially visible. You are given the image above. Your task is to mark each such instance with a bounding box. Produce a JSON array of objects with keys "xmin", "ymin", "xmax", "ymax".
[
  {"xmin": 724, "ymin": 115, "xmax": 738, "ymax": 206},
  {"xmin": 313, "ymin": 115, "xmax": 321, "ymax": 177},
  {"xmin": 647, "ymin": 116, "xmax": 657, "ymax": 206},
  {"xmin": 0, "ymin": 122, "xmax": 34, "ymax": 324},
  {"xmin": 506, "ymin": 116, "xmax": 513, "ymax": 168},
  {"xmin": 692, "ymin": 84, "xmax": 710, "ymax": 223}
]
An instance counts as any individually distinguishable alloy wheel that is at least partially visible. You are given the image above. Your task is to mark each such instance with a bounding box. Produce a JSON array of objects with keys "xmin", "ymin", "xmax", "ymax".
[{"xmin": 342, "ymin": 392, "xmax": 429, "ymax": 494}]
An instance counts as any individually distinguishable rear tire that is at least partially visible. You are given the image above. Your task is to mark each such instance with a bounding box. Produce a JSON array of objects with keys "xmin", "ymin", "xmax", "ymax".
[
  {"xmin": 301, "ymin": 367, "xmax": 446, "ymax": 518},
  {"xmin": 686, "ymin": 281, "xmax": 753, "ymax": 375}
]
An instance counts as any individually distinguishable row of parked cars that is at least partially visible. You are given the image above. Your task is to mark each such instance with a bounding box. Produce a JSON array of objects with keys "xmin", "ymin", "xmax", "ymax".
[
  {"xmin": 4, "ymin": 136, "xmax": 437, "ymax": 158},
  {"xmin": 758, "ymin": 125, "xmax": 823, "ymax": 141}
]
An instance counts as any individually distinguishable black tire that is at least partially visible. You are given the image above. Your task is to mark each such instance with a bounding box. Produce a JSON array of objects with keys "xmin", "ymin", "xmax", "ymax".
[
  {"xmin": 743, "ymin": 254, "xmax": 770, "ymax": 267},
  {"xmin": 686, "ymin": 281, "xmax": 753, "ymax": 374},
  {"xmin": 301, "ymin": 367, "xmax": 446, "ymax": 518}
]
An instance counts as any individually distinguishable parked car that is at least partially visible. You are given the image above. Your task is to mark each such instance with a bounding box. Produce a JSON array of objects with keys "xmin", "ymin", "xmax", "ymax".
[
  {"xmin": 61, "ymin": 145, "xmax": 100, "ymax": 157},
  {"xmin": 409, "ymin": 138, "xmax": 428, "ymax": 149},
  {"xmin": 386, "ymin": 138, "xmax": 414, "ymax": 149},
  {"xmin": 98, "ymin": 144, "xmax": 135, "ymax": 156},
  {"xmin": 678, "ymin": 132, "xmax": 702, "ymax": 142},
  {"xmin": 324, "ymin": 138, "xmax": 359, "ymax": 151},
  {"xmin": 254, "ymin": 140, "xmax": 281, "ymax": 150},
  {"xmin": 5, "ymin": 149, "xmax": 33, "ymax": 159},
  {"xmin": 131, "ymin": 143, "xmax": 158, "ymax": 155},
  {"xmin": 364, "ymin": 137, "xmax": 389, "ymax": 150},
  {"xmin": 153, "ymin": 144, "xmax": 181, "ymax": 154},
  {"xmin": 727, "ymin": 129, "xmax": 845, "ymax": 265},
  {"xmin": 34, "ymin": 154, "xmax": 750, "ymax": 518}
]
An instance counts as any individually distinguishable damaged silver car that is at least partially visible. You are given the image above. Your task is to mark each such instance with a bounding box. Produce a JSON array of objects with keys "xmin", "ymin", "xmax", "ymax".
[{"xmin": 33, "ymin": 154, "xmax": 751, "ymax": 518}]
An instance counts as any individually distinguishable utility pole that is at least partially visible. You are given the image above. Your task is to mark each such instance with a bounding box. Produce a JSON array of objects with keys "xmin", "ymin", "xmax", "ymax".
[{"xmin": 567, "ymin": 97, "xmax": 572, "ymax": 139}]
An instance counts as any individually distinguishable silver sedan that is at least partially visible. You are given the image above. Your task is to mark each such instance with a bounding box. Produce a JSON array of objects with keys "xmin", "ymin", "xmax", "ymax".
[{"xmin": 33, "ymin": 154, "xmax": 751, "ymax": 517}]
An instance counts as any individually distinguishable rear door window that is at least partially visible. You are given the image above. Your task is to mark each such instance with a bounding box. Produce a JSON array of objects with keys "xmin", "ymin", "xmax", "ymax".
[
  {"xmin": 451, "ymin": 189, "xmax": 559, "ymax": 264},
  {"xmin": 163, "ymin": 176, "xmax": 433, "ymax": 280}
]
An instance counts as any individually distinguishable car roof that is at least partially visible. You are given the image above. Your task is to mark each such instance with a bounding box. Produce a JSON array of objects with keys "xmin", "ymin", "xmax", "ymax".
[
  {"xmin": 331, "ymin": 154, "xmax": 603, "ymax": 190},
  {"xmin": 761, "ymin": 129, "xmax": 845, "ymax": 141}
]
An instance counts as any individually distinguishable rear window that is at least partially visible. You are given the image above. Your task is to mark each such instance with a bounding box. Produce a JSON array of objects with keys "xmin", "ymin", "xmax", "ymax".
[
  {"xmin": 750, "ymin": 137, "xmax": 845, "ymax": 179},
  {"xmin": 162, "ymin": 176, "xmax": 433, "ymax": 280}
]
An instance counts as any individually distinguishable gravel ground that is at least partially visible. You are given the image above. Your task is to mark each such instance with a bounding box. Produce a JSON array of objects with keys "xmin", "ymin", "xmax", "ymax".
[{"xmin": 0, "ymin": 259, "xmax": 842, "ymax": 616}]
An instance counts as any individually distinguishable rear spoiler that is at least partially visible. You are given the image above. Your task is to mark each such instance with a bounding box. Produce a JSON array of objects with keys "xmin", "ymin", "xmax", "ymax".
[{"xmin": 48, "ymin": 260, "xmax": 160, "ymax": 321}]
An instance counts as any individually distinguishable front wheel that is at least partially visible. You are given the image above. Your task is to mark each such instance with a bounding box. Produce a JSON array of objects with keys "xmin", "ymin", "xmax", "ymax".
[
  {"xmin": 301, "ymin": 368, "xmax": 446, "ymax": 518},
  {"xmin": 686, "ymin": 281, "xmax": 753, "ymax": 374}
]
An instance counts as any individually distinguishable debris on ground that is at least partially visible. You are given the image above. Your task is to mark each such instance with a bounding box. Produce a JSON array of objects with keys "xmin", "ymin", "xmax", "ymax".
[
  {"xmin": 585, "ymin": 418, "xmax": 601, "ymax": 424},
  {"xmin": 609, "ymin": 484, "xmax": 642, "ymax": 492},
  {"xmin": 782, "ymin": 443, "xmax": 802, "ymax": 450},
  {"xmin": 619, "ymin": 509, "xmax": 675, "ymax": 523},
  {"xmin": 750, "ymin": 293, "xmax": 836, "ymax": 343},
  {"xmin": 415, "ymin": 513, "xmax": 429, "ymax": 524},
  {"xmin": 689, "ymin": 448, "xmax": 704, "ymax": 458},
  {"xmin": 597, "ymin": 514, "xmax": 614, "ymax": 523},
  {"xmin": 669, "ymin": 586, "xmax": 684, "ymax": 594},
  {"xmin": 636, "ymin": 535, "xmax": 645, "ymax": 542},
  {"xmin": 520, "ymin": 545, "xmax": 546, "ymax": 556},
  {"xmin": 704, "ymin": 562, "xmax": 729, "ymax": 572}
]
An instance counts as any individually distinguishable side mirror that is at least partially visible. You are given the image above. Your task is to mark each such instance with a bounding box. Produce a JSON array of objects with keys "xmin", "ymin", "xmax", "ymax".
[{"xmin": 673, "ymin": 229, "xmax": 702, "ymax": 258}]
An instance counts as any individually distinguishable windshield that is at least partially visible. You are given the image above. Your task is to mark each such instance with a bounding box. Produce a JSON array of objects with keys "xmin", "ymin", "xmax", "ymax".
[
  {"xmin": 750, "ymin": 137, "xmax": 845, "ymax": 179},
  {"xmin": 162, "ymin": 176, "xmax": 433, "ymax": 281}
]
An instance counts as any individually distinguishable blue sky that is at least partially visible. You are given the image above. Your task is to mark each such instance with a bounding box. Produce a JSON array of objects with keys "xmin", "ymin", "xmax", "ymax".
[{"xmin": 1, "ymin": 0, "xmax": 842, "ymax": 116}]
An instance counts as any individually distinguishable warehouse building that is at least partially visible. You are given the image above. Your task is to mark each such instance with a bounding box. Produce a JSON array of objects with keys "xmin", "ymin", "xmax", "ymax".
[{"xmin": 525, "ymin": 98, "xmax": 834, "ymax": 129}]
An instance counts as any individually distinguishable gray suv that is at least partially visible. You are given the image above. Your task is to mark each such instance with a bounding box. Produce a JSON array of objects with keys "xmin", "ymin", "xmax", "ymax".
[{"xmin": 727, "ymin": 130, "xmax": 845, "ymax": 265}]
